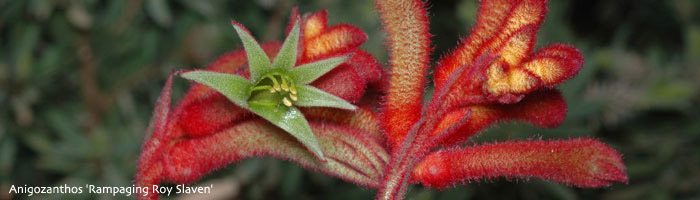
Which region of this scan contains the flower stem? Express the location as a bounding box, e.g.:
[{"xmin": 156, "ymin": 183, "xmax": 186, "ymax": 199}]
[{"xmin": 377, "ymin": 122, "xmax": 432, "ymax": 200}]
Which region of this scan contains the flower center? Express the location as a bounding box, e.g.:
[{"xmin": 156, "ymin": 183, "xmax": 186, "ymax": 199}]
[{"xmin": 248, "ymin": 72, "xmax": 298, "ymax": 109}]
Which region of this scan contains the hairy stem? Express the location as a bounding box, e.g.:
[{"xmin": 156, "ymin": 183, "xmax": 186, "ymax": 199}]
[{"xmin": 378, "ymin": 125, "xmax": 429, "ymax": 200}]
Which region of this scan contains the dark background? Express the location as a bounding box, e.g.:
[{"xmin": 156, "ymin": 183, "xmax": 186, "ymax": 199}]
[{"xmin": 1, "ymin": 0, "xmax": 699, "ymax": 199}]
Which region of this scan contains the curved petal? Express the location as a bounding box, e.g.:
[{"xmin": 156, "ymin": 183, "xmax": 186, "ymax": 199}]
[
  {"xmin": 443, "ymin": 24, "xmax": 543, "ymax": 106},
  {"xmin": 303, "ymin": 24, "xmax": 367, "ymax": 59},
  {"xmin": 412, "ymin": 138, "xmax": 628, "ymax": 189},
  {"xmin": 434, "ymin": 89, "xmax": 567, "ymax": 146},
  {"xmin": 523, "ymin": 44, "xmax": 584, "ymax": 86},
  {"xmin": 303, "ymin": 10, "xmax": 328, "ymax": 41},
  {"xmin": 435, "ymin": 0, "xmax": 547, "ymax": 89}
]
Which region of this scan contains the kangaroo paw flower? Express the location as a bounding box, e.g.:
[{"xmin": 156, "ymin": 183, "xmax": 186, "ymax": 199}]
[{"xmin": 412, "ymin": 138, "xmax": 628, "ymax": 189}]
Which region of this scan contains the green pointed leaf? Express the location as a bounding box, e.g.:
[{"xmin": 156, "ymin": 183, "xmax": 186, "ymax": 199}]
[
  {"xmin": 272, "ymin": 19, "xmax": 300, "ymax": 70},
  {"xmin": 289, "ymin": 55, "xmax": 352, "ymax": 84},
  {"xmin": 180, "ymin": 71, "xmax": 251, "ymax": 108},
  {"xmin": 247, "ymin": 103, "xmax": 326, "ymax": 161},
  {"xmin": 232, "ymin": 21, "xmax": 270, "ymax": 82},
  {"xmin": 294, "ymin": 85, "xmax": 357, "ymax": 110}
]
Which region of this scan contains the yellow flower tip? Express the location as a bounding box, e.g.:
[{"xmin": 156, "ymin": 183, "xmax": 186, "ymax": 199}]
[
  {"xmin": 269, "ymin": 87, "xmax": 277, "ymax": 93},
  {"xmin": 282, "ymin": 97, "xmax": 293, "ymax": 107},
  {"xmin": 290, "ymin": 93, "xmax": 298, "ymax": 101}
]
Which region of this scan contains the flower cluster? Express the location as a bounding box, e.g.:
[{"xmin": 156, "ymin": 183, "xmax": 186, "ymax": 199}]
[
  {"xmin": 136, "ymin": 8, "xmax": 384, "ymax": 200},
  {"xmin": 136, "ymin": 1, "xmax": 628, "ymax": 200}
]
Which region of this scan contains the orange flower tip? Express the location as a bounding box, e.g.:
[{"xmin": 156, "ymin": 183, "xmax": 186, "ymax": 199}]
[
  {"xmin": 302, "ymin": 10, "xmax": 328, "ymax": 40},
  {"xmin": 304, "ymin": 25, "xmax": 368, "ymax": 58},
  {"xmin": 524, "ymin": 44, "xmax": 584, "ymax": 86}
]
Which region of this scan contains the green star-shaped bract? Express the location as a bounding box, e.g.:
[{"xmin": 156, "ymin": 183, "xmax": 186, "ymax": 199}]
[{"xmin": 180, "ymin": 19, "xmax": 356, "ymax": 161}]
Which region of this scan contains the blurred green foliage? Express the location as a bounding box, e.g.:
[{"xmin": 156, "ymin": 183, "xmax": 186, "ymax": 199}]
[{"xmin": 1, "ymin": 0, "xmax": 699, "ymax": 199}]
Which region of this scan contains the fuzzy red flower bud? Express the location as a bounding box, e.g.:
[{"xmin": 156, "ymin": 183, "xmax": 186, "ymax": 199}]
[
  {"xmin": 412, "ymin": 138, "xmax": 628, "ymax": 189},
  {"xmin": 376, "ymin": 0, "xmax": 433, "ymax": 151}
]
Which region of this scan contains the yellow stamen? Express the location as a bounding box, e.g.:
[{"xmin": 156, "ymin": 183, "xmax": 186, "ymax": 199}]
[
  {"xmin": 290, "ymin": 94, "xmax": 298, "ymax": 101},
  {"xmin": 290, "ymin": 84, "xmax": 297, "ymax": 95},
  {"xmin": 281, "ymin": 77, "xmax": 290, "ymax": 91},
  {"xmin": 282, "ymin": 97, "xmax": 293, "ymax": 107},
  {"xmin": 267, "ymin": 75, "xmax": 281, "ymax": 92},
  {"xmin": 273, "ymin": 83, "xmax": 281, "ymax": 91}
]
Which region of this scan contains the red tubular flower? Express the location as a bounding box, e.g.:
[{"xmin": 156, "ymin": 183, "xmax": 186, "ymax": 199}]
[
  {"xmin": 412, "ymin": 139, "xmax": 628, "ymax": 189},
  {"xmin": 163, "ymin": 119, "xmax": 387, "ymax": 187},
  {"xmin": 430, "ymin": 0, "xmax": 584, "ymax": 146}
]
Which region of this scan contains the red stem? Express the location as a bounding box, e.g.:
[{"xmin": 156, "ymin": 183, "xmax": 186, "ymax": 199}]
[{"xmin": 378, "ymin": 83, "xmax": 457, "ymax": 200}]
